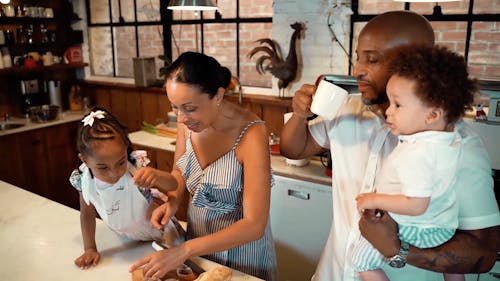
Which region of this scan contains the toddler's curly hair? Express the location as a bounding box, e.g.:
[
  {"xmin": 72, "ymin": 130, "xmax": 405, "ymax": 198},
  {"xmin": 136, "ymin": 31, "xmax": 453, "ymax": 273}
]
[{"xmin": 389, "ymin": 45, "xmax": 477, "ymax": 124}]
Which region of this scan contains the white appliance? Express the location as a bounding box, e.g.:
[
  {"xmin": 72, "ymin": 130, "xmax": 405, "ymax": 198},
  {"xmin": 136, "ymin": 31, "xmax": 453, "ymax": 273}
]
[{"xmin": 270, "ymin": 175, "xmax": 332, "ymax": 281}]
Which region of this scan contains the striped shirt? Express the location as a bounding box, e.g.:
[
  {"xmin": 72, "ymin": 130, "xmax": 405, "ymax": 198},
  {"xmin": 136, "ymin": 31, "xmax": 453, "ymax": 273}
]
[{"xmin": 176, "ymin": 120, "xmax": 277, "ymax": 280}]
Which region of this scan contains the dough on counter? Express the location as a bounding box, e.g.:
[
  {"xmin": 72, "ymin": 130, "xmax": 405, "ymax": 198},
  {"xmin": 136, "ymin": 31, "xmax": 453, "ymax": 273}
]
[{"xmin": 194, "ymin": 267, "xmax": 232, "ymax": 281}]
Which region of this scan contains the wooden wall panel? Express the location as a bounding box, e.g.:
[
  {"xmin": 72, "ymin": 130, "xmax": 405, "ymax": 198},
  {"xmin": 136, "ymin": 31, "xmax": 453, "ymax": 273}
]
[
  {"xmin": 79, "ymin": 81, "xmax": 292, "ymax": 136},
  {"xmin": 92, "ymin": 87, "xmax": 112, "ymax": 110},
  {"xmin": 110, "ymin": 89, "xmax": 128, "ymax": 128},
  {"xmin": 125, "ymin": 90, "xmax": 142, "ymax": 132}
]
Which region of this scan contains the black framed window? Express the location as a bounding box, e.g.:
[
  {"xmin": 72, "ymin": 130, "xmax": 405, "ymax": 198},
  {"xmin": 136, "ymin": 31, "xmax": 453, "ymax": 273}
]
[{"xmin": 86, "ymin": 0, "xmax": 273, "ymax": 86}]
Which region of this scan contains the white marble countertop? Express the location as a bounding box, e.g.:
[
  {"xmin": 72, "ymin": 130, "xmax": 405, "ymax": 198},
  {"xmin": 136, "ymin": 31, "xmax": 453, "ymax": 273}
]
[
  {"xmin": 0, "ymin": 180, "xmax": 263, "ymax": 281},
  {"xmin": 0, "ymin": 111, "xmax": 84, "ymax": 136},
  {"xmin": 129, "ymin": 130, "xmax": 332, "ymax": 186}
]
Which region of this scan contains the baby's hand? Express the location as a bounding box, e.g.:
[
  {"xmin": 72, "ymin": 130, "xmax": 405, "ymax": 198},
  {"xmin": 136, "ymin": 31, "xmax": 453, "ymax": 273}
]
[
  {"xmin": 74, "ymin": 248, "xmax": 100, "ymax": 269},
  {"xmin": 133, "ymin": 167, "xmax": 159, "ymax": 189},
  {"xmin": 355, "ymin": 192, "xmax": 378, "ymax": 215}
]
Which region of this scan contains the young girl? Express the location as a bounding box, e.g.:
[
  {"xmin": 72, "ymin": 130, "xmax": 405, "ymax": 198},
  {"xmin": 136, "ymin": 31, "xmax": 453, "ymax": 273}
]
[
  {"xmin": 352, "ymin": 46, "xmax": 476, "ymax": 281},
  {"xmin": 69, "ymin": 107, "xmax": 180, "ymax": 269}
]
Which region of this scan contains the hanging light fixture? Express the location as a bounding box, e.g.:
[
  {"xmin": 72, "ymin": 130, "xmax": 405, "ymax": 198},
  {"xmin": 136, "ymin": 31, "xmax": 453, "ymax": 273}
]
[
  {"xmin": 393, "ymin": 0, "xmax": 460, "ymax": 16},
  {"xmin": 167, "ymin": 0, "xmax": 218, "ymax": 11}
]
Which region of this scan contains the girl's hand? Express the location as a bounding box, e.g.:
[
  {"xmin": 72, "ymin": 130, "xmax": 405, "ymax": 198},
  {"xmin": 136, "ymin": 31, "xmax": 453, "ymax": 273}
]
[
  {"xmin": 133, "ymin": 167, "xmax": 159, "ymax": 189},
  {"xmin": 151, "ymin": 201, "xmax": 176, "ymax": 229},
  {"xmin": 129, "ymin": 246, "xmax": 187, "ymax": 280},
  {"xmin": 74, "ymin": 248, "xmax": 100, "ymax": 269},
  {"xmin": 355, "ymin": 192, "xmax": 378, "ymax": 214}
]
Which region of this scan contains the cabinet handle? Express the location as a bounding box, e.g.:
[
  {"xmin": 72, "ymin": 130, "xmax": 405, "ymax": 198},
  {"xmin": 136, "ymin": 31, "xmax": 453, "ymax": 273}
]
[
  {"xmin": 287, "ymin": 189, "xmax": 310, "ymax": 200},
  {"xmin": 490, "ymin": 272, "xmax": 500, "ymax": 279}
]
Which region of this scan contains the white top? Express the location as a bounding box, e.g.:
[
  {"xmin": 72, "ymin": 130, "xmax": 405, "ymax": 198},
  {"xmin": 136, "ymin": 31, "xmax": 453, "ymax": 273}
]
[
  {"xmin": 308, "ymin": 94, "xmax": 500, "ymax": 281},
  {"xmin": 380, "ymin": 131, "xmax": 459, "ymax": 229}
]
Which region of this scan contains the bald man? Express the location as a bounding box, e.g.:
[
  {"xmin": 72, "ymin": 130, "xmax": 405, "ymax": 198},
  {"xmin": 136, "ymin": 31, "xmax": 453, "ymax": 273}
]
[{"xmin": 280, "ymin": 10, "xmax": 499, "ymax": 281}]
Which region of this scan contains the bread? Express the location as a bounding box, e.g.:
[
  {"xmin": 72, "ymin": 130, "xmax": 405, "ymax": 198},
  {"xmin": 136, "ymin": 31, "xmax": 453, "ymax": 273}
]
[
  {"xmin": 131, "ymin": 268, "xmax": 145, "ymax": 281},
  {"xmin": 194, "ymin": 267, "xmax": 232, "ymax": 281}
]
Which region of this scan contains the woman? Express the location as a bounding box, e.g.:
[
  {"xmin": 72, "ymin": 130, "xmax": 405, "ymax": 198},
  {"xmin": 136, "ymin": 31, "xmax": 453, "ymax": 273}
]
[{"xmin": 130, "ymin": 52, "xmax": 277, "ymax": 280}]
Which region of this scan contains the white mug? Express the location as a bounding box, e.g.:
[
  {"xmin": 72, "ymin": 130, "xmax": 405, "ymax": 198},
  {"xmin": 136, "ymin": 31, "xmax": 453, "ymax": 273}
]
[{"xmin": 310, "ymin": 79, "xmax": 348, "ymax": 120}]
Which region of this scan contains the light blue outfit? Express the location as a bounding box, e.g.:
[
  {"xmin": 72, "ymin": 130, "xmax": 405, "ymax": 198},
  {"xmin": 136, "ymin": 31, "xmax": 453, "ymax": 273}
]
[
  {"xmin": 176, "ymin": 120, "xmax": 277, "ymax": 281},
  {"xmin": 352, "ymin": 130, "xmax": 460, "ymax": 272}
]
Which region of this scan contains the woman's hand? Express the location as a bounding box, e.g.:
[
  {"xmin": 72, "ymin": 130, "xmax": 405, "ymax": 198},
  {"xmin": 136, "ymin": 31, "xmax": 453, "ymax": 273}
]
[
  {"xmin": 74, "ymin": 248, "xmax": 100, "ymax": 269},
  {"xmin": 151, "ymin": 201, "xmax": 176, "ymax": 229},
  {"xmin": 129, "ymin": 246, "xmax": 188, "ymax": 280},
  {"xmin": 133, "ymin": 167, "xmax": 160, "ymax": 189}
]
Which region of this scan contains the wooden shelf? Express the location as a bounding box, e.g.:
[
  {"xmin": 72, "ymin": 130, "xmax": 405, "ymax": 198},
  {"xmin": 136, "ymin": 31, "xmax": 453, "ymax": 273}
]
[
  {"xmin": 0, "ymin": 62, "xmax": 88, "ymax": 76},
  {"xmin": 0, "ymin": 17, "xmax": 56, "ymax": 25}
]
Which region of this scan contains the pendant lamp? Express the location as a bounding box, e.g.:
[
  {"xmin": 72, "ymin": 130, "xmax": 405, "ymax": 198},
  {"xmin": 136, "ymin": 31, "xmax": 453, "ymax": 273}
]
[
  {"xmin": 167, "ymin": 0, "xmax": 218, "ymax": 11},
  {"xmin": 393, "ymin": 0, "xmax": 460, "ymax": 16}
]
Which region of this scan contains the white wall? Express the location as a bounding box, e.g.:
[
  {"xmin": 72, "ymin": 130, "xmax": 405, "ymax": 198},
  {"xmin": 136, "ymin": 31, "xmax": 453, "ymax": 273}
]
[{"xmin": 272, "ymin": 0, "xmax": 353, "ymax": 97}]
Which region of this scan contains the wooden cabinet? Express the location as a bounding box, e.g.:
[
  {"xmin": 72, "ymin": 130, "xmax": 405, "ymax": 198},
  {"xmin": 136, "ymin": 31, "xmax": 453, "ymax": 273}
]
[
  {"xmin": 80, "ymin": 83, "xmax": 172, "ymax": 133},
  {"xmin": 0, "ymin": 121, "xmax": 80, "ymax": 209},
  {"xmin": 0, "ymin": 133, "xmax": 24, "ymax": 187}
]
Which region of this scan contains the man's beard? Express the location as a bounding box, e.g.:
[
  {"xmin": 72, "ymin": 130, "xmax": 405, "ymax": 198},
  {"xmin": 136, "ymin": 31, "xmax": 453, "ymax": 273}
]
[{"xmin": 362, "ymin": 92, "xmax": 388, "ymax": 106}]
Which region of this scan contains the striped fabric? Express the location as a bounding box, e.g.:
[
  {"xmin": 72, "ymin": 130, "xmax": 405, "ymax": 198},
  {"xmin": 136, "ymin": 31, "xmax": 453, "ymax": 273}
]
[
  {"xmin": 352, "ymin": 226, "xmax": 456, "ymax": 272},
  {"xmin": 176, "ymin": 120, "xmax": 277, "ymax": 281},
  {"xmin": 398, "ymin": 225, "xmax": 455, "ymax": 248}
]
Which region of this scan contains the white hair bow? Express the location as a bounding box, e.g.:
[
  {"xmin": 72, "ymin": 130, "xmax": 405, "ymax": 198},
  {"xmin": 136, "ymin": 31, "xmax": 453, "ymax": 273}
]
[{"xmin": 82, "ymin": 110, "xmax": 106, "ymax": 127}]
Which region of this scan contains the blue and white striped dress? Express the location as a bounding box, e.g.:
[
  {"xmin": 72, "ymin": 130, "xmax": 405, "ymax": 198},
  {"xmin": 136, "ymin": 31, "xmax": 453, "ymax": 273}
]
[{"xmin": 176, "ymin": 120, "xmax": 277, "ymax": 281}]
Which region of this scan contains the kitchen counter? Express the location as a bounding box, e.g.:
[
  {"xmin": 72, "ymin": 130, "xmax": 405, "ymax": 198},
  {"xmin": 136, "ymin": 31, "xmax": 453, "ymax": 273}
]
[
  {"xmin": 0, "ymin": 180, "xmax": 263, "ymax": 281},
  {"xmin": 0, "ymin": 111, "xmax": 84, "ymax": 136},
  {"xmin": 129, "ymin": 130, "xmax": 332, "ymax": 186}
]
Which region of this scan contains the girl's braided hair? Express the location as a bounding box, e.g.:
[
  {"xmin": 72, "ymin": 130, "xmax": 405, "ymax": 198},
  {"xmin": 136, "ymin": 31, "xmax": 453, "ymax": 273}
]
[{"xmin": 76, "ymin": 106, "xmax": 135, "ymax": 164}]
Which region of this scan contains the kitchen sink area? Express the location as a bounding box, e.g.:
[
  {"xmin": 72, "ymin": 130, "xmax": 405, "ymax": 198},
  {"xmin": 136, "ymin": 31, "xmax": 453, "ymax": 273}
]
[
  {"xmin": 0, "ymin": 122, "xmax": 25, "ymax": 130},
  {"xmin": 0, "ymin": 111, "xmax": 84, "ymax": 136}
]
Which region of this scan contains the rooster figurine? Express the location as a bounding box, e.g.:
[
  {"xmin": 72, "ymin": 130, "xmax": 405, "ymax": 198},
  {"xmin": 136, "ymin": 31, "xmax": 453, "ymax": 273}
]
[{"xmin": 248, "ymin": 22, "xmax": 305, "ymax": 98}]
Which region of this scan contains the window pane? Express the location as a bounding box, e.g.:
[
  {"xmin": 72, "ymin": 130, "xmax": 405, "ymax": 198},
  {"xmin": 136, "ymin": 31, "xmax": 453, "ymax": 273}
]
[
  {"xmin": 137, "ymin": 0, "xmax": 161, "ymax": 22},
  {"xmin": 241, "ymin": 22, "xmax": 273, "ymax": 88},
  {"xmin": 113, "ymin": 26, "xmax": 137, "ymax": 77},
  {"xmin": 89, "ymin": 27, "xmax": 113, "ymax": 76},
  {"xmin": 203, "ymin": 23, "xmax": 237, "ymax": 75},
  {"xmin": 431, "ymin": 22, "xmax": 467, "ymax": 56},
  {"xmin": 468, "ymin": 21, "xmax": 500, "ymax": 80},
  {"xmin": 138, "ymin": 25, "xmax": 164, "ymax": 79},
  {"xmin": 240, "ymin": 0, "xmax": 273, "ymax": 17},
  {"xmin": 171, "ymin": 24, "xmax": 201, "ymax": 58},
  {"xmin": 90, "ymin": 0, "xmax": 110, "ymax": 24},
  {"xmin": 358, "ymin": 0, "xmax": 404, "ymax": 14},
  {"xmin": 410, "ymin": 1, "xmax": 469, "ymax": 15},
  {"xmin": 111, "ymin": 0, "xmax": 135, "ymax": 22},
  {"xmin": 474, "ymin": 0, "xmax": 500, "ymax": 14}
]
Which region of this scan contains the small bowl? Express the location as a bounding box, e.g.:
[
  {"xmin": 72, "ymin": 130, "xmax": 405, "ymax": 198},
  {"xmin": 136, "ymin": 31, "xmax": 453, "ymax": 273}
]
[{"xmin": 28, "ymin": 105, "xmax": 60, "ymax": 123}]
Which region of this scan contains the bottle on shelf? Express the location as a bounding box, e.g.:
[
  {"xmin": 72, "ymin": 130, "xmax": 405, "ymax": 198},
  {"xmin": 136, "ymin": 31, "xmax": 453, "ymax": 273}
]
[
  {"xmin": 26, "ymin": 24, "xmax": 34, "ymax": 44},
  {"xmin": 1, "ymin": 47, "xmax": 12, "ymax": 68},
  {"xmin": 40, "ymin": 24, "xmax": 49, "ymax": 43}
]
